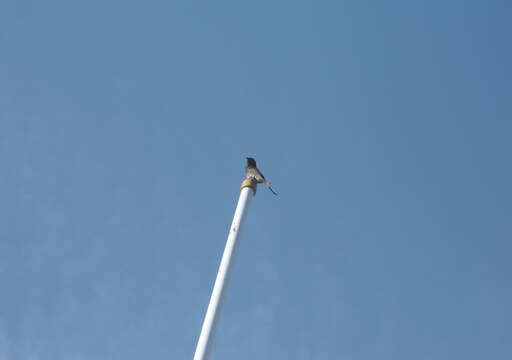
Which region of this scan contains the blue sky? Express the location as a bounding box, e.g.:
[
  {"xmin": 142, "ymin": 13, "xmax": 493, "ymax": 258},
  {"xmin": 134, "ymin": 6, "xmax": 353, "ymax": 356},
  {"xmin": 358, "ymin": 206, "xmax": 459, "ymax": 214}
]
[{"xmin": 1, "ymin": 1, "xmax": 511, "ymax": 359}]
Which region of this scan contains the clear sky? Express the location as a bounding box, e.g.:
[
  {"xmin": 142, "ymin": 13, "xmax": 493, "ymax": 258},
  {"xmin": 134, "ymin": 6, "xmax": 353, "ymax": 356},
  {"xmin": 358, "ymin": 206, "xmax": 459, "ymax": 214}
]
[{"xmin": 1, "ymin": 1, "xmax": 511, "ymax": 359}]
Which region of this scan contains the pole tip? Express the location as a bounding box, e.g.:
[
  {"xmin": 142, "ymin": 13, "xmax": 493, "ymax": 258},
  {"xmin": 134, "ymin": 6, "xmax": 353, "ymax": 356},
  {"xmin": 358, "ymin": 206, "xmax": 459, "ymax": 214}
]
[{"xmin": 241, "ymin": 178, "xmax": 257, "ymax": 195}]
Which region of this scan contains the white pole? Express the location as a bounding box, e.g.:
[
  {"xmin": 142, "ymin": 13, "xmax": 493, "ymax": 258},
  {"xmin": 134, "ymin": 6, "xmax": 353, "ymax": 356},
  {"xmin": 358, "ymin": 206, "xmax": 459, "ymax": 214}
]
[{"xmin": 193, "ymin": 182, "xmax": 256, "ymax": 360}]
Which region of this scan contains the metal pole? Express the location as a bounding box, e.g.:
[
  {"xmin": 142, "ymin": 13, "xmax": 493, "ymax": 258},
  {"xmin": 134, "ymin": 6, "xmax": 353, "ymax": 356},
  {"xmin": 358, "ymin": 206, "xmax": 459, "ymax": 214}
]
[{"xmin": 194, "ymin": 181, "xmax": 256, "ymax": 360}]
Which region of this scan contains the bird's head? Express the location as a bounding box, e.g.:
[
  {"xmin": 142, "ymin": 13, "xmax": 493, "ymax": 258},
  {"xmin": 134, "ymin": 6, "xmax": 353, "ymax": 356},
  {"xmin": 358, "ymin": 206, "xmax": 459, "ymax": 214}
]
[{"xmin": 246, "ymin": 157, "xmax": 257, "ymax": 167}]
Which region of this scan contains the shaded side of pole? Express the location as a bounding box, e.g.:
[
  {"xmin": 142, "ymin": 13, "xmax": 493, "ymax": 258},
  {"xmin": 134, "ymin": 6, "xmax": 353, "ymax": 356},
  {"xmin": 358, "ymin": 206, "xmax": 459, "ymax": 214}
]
[{"xmin": 193, "ymin": 183, "xmax": 256, "ymax": 360}]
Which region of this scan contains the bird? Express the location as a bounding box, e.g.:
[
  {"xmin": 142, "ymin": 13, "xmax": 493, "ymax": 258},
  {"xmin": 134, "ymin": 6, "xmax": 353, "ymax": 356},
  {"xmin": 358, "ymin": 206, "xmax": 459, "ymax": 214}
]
[{"xmin": 245, "ymin": 157, "xmax": 278, "ymax": 196}]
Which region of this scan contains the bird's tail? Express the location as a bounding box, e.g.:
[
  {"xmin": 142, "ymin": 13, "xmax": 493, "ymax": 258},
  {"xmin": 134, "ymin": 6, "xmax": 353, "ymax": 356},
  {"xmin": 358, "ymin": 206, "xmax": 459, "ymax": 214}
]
[{"xmin": 265, "ymin": 181, "xmax": 278, "ymax": 196}]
